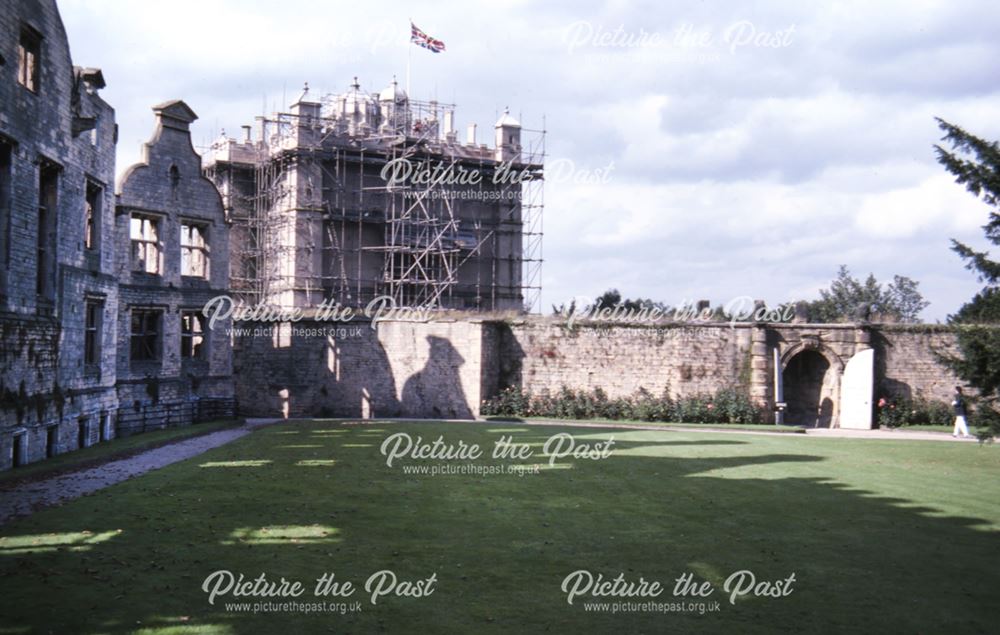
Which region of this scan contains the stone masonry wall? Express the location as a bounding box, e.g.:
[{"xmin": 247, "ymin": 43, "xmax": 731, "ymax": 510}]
[
  {"xmin": 234, "ymin": 319, "xmax": 486, "ymax": 419},
  {"xmin": 231, "ymin": 318, "xmax": 966, "ymax": 423},
  {"xmin": 496, "ymin": 321, "xmax": 754, "ymax": 399},
  {"xmin": 495, "ymin": 320, "xmax": 962, "ymax": 409},
  {"xmin": 873, "ymin": 326, "xmax": 963, "ymax": 403}
]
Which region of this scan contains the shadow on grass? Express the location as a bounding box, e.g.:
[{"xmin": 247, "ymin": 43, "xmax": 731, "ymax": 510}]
[{"xmin": 0, "ymin": 421, "xmax": 996, "ymax": 633}]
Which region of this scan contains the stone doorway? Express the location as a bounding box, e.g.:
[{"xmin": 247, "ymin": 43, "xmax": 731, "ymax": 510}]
[{"xmin": 783, "ymin": 349, "xmax": 836, "ymax": 427}]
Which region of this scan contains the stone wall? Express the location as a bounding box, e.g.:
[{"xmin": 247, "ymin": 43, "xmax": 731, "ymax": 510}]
[
  {"xmin": 872, "ymin": 326, "xmax": 962, "ymax": 403},
  {"xmin": 496, "ymin": 321, "xmax": 753, "ymax": 399},
  {"xmin": 231, "ymin": 318, "xmax": 968, "ymax": 424},
  {"xmin": 494, "ymin": 320, "xmax": 963, "ymax": 422},
  {"xmin": 233, "ymin": 319, "xmax": 488, "ymax": 419}
]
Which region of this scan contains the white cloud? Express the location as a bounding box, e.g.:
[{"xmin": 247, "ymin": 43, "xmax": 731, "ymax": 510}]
[
  {"xmin": 854, "ymin": 174, "xmax": 987, "ymax": 238},
  {"xmin": 55, "ymin": 0, "xmax": 1000, "ymax": 321}
]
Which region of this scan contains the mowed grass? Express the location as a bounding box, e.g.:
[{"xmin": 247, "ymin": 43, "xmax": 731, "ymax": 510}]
[{"xmin": 0, "ymin": 420, "xmax": 998, "ymax": 634}]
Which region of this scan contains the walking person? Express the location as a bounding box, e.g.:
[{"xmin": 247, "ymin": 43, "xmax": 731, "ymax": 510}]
[{"xmin": 952, "ymin": 386, "xmax": 971, "ymax": 438}]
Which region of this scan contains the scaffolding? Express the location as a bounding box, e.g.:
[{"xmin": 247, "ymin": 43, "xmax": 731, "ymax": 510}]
[{"xmin": 204, "ymin": 85, "xmax": 544, "ymax": 313}]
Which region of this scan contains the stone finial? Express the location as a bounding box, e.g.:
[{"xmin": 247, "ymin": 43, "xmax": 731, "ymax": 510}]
[{"xmin": 152, "ymin": 100, "xmax": 198, "ymax": 130}]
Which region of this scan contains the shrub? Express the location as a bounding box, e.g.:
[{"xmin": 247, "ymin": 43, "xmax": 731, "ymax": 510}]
[
  {"xmin": 482, "ymin": 385, "xmax": 765, "ymax": 424},
  {"xmin": 713, "ymin": 386, "xmax": 764, "ymax": 424},
  {"xmin": 481, "ymin": 386, "xmax": 530, "ymax": 417},
  {"xmin": 875, "ymin": 396, "xmax": 954, "ymax": 428}
]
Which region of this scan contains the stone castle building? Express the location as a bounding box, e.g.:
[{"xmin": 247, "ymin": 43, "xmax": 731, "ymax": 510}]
[
  {"xmin": 0, "ymin": 0, "xmax": 232, "ymax": 471},
  {"xmin": 203, "ymin": 80, "xmax": 544, "ymax": 312}
]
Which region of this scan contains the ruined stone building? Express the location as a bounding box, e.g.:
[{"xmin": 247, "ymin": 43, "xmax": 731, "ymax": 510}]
[
  {"xmin": 115, "ymin": 101, "xmax": 234, "ymax": 435},
  {"xmin": 0, "ymin": 0, "xmax": 232, "ymax": 471},
  {"xmin": 0, "ymin": 0, "xmax": 118, "ymax": 469},
  {"xmin": 203, "ymin": 80, "xmax": 544, "ymax": 312}
]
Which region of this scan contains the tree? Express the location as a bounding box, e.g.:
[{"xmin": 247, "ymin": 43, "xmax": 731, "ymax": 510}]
[
  {"xmin": 594, "ymin": 289, "xmax": 622, "ymax": 310},
  {"xmin": 804, "ymin": 266, "xmax": 928, "ymax": 323},
  {"xmin": 885, "ymin": 275, "xmax": 931, "ymax": 323},
  {"xmin": 934, "ymin": 118, "xmax": 1000, "ymax": 437},
  {"xmin": 593, "ymin": 289, "xmax": 667, "ymax": 312}
]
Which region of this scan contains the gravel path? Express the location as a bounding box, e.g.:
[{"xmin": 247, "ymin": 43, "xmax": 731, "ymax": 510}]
[
  {"xmin": 418, "ymin": 417, "xmax": 986, "ymax": 442},
  {"xmin": 470, "ymin": 418, "xmax": 983, "ymax": 441},
  {"xmin": 802, "ymin": 428, "xmax": 981, "ymax": 441},
  {"xmin": 0, "ymin": 419, "xmax": 280, "ymax": 526}
]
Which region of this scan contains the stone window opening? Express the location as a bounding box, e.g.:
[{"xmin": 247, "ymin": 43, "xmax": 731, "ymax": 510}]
[
  {"xmin": 180, "ymin": 222, "xmax": 209, "ymax": 278},
  {"xmin": 37, "ymin": 162, "xmax": 59, "ymax": 302},
  {"xmin": 181, "ymin": 310, "xmax": 206, "ymax": 359},
  {"xmin": 130, "ymin": 308, "xmax": 162, "ymax": 361},
  {"xmin": 84, "ymin": 299, "xmax": 103, "ymax": 365},
  {"xmin": 11, "ymin": 432, "xmax": 26, "ymax": 468},
  {"xmin": 45, "ymin": 426, "xmax": 57, "ymax": 458},
  {"xmin": 130, "ymin": 214, "xmax": 161, "ymax": 274},
  {"xmin": 77, "ymin": 418, "xmax": 90, "ymax": 449},
  {"xmin": 169, "ymin": 164, "xmax": 180, "ymax": 199},
  {"xmin": 17, "ymin": 26, "xmax": 41, "ymax": 93},
  {"xmin": 84, "ymin": 180, "xmax": 102, "ymax": 251},
  {"xmin": 0, "ymin": 140, "xmax": 10, "ymax": 295}
]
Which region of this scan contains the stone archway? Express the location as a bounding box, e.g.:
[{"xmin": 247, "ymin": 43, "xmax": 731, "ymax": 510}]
[{"xmin": 782, "ymin": 349, "xmax": 838, "ymax": 427}]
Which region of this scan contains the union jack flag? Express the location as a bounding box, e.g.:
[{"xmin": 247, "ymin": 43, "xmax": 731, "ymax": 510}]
[{"xmin": 411, "ymin": 22, "xmax": 446, "ymax": 53}]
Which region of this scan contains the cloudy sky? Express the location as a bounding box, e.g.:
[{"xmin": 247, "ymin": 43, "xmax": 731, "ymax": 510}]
[{"xmin": 58, "ymin": 0, "xmax": 1000, "ymax": 320}]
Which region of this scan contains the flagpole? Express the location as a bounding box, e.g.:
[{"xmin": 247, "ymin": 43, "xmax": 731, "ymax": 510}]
[{"xmin": 406, "ymin": 19, "xmax": 412, "ymax": 102}]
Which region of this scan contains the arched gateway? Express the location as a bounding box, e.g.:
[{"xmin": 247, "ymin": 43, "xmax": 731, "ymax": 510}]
[
  {"xmin": 754, "ymin": 325, "xmax": 875, "ymax": 430},
  {"xmin": 782, "ymin": 349, "xmax": 837, "ymax": 427}
]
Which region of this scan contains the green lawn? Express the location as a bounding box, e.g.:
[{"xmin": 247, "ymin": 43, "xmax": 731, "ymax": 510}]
[
  {"xmin": 0, "ymin": 420, "xmax": 997, "ymax": 634},
  {"xmin": 0, "ymin": 420, "xmax": 239, "ymax": 488}
]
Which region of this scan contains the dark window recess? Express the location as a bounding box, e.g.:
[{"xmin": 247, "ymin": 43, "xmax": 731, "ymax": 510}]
[
  {"xmin": 37, "ymin": 164, "xmax": 58, "ymax": 300},
  {"xmin": 130, "ymin": 309, "xmax": 161, "ymax": 361},
  {"xmin": 12, "ymin": 434, "xmax": 24, "ymax": 467},
  {"xmin": 84, "ymin": 300, "xmax": 102, "ymax": 364},
  {"xmin": 77, "ymin": 419, "xmax": 89, "ymax": 449},
  {"xmin": 46, "ymin": 427, "xmax": 57, "ymax": 458},
  {"xmin": 169, "ymin": 164, "xmax": 180, "ymax": 190},
  {"xmin": 0, "ymin": 142, "xmax": 10, "ymax": 290}
]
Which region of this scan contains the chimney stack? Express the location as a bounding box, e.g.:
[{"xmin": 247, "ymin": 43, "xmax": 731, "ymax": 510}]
[{"xmin": 444, "ymin": 111, "xmax": 454, "ymax": 136}]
